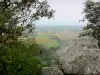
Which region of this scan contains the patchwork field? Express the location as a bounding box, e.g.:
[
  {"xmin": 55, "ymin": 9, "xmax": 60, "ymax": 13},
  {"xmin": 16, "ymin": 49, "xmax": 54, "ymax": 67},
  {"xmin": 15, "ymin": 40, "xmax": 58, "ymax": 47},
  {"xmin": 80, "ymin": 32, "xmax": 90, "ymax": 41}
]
[
  {"xmin": 35, "ymin": 35, "xmax": 60, "ymax": 48},
  {"xmin": 35, "ymin": 25, "xmax": 82, "ymax": 49},
  {"xmin": 55, "ymin": 30, "xmax": 79, "ymax": 42}
]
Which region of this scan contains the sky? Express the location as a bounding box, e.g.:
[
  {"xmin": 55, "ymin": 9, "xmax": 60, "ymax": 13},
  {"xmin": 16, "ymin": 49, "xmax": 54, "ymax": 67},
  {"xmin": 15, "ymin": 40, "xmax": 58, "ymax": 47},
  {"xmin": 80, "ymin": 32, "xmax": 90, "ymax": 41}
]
[{"xmin": 36, "ymin": 0, "xmax": 87, "ymax": 26}]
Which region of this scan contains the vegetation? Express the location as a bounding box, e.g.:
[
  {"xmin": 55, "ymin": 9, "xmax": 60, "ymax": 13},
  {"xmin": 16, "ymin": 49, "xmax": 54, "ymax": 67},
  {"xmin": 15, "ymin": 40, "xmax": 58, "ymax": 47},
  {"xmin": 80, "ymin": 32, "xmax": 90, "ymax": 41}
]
[
  {"xmin": 80, "ymin": 0, "xmax": 100, "ymax": 47},
  {"xmin": 0, "ymin": 0, "xmax": 54, "ymax": 44},
  {"xmin": 0, "ymin": 42, "xmax": 43, "ymax": 75},
  {"xmin": 0, "ymin": 0, "xmax": 54, "ymax": 75}
]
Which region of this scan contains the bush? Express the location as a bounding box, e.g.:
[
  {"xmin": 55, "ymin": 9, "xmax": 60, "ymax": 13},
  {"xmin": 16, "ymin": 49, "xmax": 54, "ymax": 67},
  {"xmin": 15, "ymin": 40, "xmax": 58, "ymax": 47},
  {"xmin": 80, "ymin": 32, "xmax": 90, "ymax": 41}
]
[{"xmin": 0, "ymin": 42, "xmax": 43, "ymax": 75}]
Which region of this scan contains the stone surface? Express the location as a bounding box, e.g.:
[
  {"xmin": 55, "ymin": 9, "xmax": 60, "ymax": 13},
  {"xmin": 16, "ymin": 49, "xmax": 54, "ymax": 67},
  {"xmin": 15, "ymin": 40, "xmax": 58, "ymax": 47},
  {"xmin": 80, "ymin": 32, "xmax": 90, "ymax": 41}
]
[
  {"xmin": 41, "ymin": 67, "xmax": 64, "ymax": 75},
  {"xmin": 51, "ymin": 37, "xmax": 100, "ymax": 75}
]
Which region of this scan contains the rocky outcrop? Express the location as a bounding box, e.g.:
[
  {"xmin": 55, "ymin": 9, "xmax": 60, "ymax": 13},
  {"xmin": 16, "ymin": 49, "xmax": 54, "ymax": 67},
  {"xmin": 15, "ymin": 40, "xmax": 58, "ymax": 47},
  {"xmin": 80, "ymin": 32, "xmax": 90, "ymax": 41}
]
[
  {"xmin": 42, "ymin": 37, "xmax": 100, "ymax": 75},
  {"xmin": 41, "ymin": 67, "xmax": 64, "ymax": 75}
]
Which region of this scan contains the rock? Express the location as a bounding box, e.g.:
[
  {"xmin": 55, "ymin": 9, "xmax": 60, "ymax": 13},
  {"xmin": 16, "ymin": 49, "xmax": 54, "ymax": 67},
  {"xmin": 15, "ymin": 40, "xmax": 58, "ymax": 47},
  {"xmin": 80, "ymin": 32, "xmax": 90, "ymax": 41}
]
[
  {"xmin": 41, "ymin": 67, "xmax": 64, "ymax": 75},
  {"xmin": 51, "ymin": 37, "xmax": 100, "ymax": 75}
]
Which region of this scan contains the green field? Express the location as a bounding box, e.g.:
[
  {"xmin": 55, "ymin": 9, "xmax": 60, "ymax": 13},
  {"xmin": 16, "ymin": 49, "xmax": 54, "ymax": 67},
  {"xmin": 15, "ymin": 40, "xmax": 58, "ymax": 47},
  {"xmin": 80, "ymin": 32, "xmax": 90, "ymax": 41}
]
[
  {"xmin": 35, "ymin": 33, "xmax": 60, "ymax": 49},
  {"xmin": 34, "ymin": 26, "xmax": 82, "ymax": 49}
]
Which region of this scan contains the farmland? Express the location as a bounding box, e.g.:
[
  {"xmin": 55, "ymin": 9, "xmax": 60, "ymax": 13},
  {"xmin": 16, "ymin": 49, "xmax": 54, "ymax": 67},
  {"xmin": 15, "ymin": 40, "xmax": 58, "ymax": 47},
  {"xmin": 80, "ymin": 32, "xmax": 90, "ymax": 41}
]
[
  {"xmin": 34, "ymin": 25, "xmax": 83, "ymax": 49},
  {"xmin": 35, "ymin": 34, "xmax": 60, "ymax": 49}
]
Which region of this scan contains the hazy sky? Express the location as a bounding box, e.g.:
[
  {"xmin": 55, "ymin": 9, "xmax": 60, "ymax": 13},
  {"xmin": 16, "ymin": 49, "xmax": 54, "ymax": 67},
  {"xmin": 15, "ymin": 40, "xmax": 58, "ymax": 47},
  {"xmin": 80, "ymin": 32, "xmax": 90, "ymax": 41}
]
[{"xmin": 36, "ymin": 0, "xmax": 86, "ymax": 26}]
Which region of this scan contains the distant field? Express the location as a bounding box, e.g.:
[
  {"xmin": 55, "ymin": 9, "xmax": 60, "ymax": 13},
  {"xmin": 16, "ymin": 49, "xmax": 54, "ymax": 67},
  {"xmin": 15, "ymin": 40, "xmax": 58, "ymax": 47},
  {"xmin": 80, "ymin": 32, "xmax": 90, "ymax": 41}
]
[
  {"xmin": 35, "ymin": 33, "xmax": 60, "ymax": 49},
  {"xmin": 55, "ymin": 30, "xmax": 79, "ymax": 42},
  {"xmin": 35, "ymin": 25, "xmax": 82, "ymax": 49}
]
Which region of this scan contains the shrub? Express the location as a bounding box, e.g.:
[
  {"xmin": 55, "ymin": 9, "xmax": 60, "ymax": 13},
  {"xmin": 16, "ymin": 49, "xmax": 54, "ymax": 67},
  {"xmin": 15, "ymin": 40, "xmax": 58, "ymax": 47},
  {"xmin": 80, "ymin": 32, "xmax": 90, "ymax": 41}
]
[{"xmin": 0, "ymin": 42, "xmax": 43, "ymax": 75}]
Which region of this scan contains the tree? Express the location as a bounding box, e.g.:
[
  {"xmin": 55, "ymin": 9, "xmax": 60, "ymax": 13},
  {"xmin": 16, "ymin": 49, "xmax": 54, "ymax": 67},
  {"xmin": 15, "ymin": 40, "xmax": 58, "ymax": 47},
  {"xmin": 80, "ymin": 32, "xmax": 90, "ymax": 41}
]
[
  {"xmin": 80, "ymin": 0, "xmax": 100, "ymax": 46},
  {"xmin": 0, "ymin": 42, "xmax": 44, "ymax": 75},
  {"xmin": 0, "ymin": 0, "xmax": 54, "ymax": 44},
  {"xmin": 0, "ymin": 0, "xmax": 54, "ymax": 74}
]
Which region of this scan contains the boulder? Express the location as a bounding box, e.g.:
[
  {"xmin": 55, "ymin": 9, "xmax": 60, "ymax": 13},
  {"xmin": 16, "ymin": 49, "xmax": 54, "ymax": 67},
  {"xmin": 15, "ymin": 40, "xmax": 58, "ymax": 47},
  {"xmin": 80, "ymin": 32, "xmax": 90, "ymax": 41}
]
[
  {"xmin": 51, "ymin": 37, "xmax": 100, "ymax": 75},
  {"xmin": 41, "ymin": 67, "xmax": 64, "ymax": 75}
]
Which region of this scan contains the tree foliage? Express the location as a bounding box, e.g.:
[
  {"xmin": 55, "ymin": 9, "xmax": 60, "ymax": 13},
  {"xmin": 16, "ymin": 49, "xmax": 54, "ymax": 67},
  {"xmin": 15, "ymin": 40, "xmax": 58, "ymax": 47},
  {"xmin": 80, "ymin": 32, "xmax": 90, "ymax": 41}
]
[
  {"xmin": 0, "ymin": 0, "xmax": 54, "ymax": 74},
  {"xmin": 80, "ymin": 0, "xmax": 100, "ymax": 42},
  {"xmin": 0, "ymin": 42, "xmax": 44, "ymax": 75},
  {"xmin": 0, "ymin": 0, "xmax": 54, "ymax": 44}
]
